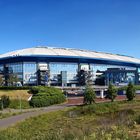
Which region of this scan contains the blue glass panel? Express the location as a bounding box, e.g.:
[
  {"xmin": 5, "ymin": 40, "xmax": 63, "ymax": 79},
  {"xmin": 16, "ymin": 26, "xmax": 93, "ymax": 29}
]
[
  {"xmin": 23, "ymin": 62, "xmax": 37, "ymax": 84},
  {"xmin": 49, "ymin": 63, "xmax": 78, "ymax": 84}
]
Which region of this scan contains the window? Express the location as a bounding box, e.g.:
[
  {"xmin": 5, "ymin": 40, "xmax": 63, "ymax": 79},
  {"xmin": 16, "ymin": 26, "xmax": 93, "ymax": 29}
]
[
  {"xmin": 23, "ymin": 62, "xmax": 37, "ymax": 84},
  {"xmin": 49, "ymin": 63, "xmax": 78, "ymax": 84}
]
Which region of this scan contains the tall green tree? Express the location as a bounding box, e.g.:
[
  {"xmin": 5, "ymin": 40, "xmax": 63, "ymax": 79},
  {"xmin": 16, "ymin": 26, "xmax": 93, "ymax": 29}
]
[
  {"xmin": 107, "ymin": 83, "xmax": 117, "ymax": 102},
  {"xmin": 84, "ymin": 85, "xmax": 96, "ymax": 104},
  {"xmin": 126, "ymin": 82, "xmax": 136, "ymax": 101}
]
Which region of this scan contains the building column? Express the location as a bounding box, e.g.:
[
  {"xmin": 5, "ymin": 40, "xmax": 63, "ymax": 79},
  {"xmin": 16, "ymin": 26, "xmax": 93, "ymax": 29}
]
[{"xmin": 100, "ymin": 89, "xmax": 104, "ymax": 99}]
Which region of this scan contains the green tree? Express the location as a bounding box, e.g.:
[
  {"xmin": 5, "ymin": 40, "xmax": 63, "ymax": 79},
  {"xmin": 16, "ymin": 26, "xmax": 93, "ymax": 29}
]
[
  {"xmin": 84, "ymin": 85, "xmax": 96, "ymax": 104},
  {"xmin": 107, "ymin": 83, "xmax": 117, "ymax": 102},
  {"xmin": 126, "ymin": 82, "xmax": 136, "ymax": 101}
]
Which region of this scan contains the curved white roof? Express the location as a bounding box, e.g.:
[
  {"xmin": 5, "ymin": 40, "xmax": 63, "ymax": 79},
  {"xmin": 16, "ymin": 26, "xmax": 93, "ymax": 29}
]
[{"xmin": 0, "ymin": 46, "xmax": 140, "ymax": 64}]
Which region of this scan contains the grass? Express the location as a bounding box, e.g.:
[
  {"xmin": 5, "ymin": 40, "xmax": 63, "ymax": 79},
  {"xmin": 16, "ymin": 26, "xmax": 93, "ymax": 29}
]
[
  {"xmin": 0, "ymin": 90, "xmax": 31, "ymax": 109},
  {"xmin": 9, "ymin": 99, "xmax": 30, "ymax": 109},
  {"xmin": 0, "ymin": 112, "xmax": 21, "ymax": 119},
  {"xmin": 0, "ymin": 100, "xmax": 140, "ymax": 139},
  {"xmin": 0, "ymin": 90, "xmax": 30, "ymax": 100}
]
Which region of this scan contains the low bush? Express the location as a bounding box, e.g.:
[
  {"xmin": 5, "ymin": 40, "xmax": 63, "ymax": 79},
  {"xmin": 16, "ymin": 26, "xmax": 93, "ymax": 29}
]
[
  {"xmin": 126, "ymin": 83, "xmax": 136, "ymax": 101},
  {"xmin": 29, "ymin": 86, "xmax": 66, "ymax": 107},
  {"xmin": 84, "ymin": 85, "xmax": 96, "ymax": 104},
  {"xmin": 106, "ymin": 84, "xmax": 117, "ymax": 102},
  {"xmin": 9, "ymin": 99, "xmax": 30, "ymax": 109},
  {"xmin": 29, "ymin": 86, "xmax": 63, "ymax": 95},
  {"xmin": 30, "ymin": 94, "xmax": 65, "ymax": 107}
]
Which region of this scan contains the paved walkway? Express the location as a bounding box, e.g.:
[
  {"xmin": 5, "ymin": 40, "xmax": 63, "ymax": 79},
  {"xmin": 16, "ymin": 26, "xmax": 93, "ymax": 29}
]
[{"xmin": 0, "ymin": 104, "xmax": 71, "ymax": 129}]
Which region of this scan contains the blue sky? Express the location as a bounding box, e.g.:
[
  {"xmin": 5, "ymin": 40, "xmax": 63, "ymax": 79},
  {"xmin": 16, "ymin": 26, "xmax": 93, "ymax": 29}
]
[{"xmin": 0, "ymin": 0, "xmax": 140, "ymax": 58}]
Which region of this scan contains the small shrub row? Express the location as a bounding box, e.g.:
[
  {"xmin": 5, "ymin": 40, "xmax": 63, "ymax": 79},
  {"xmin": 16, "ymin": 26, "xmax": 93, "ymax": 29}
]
[
  {"xmin": 29, "ymin": 86, "xmax": 66, "ymax": 107},
  {"xmin": 29, "ymin": 86, "xmax": 63, "ymax": 95},
  {"xmin": 29, "ymin": 94, "xmax": 65, "ymax": 107},
  {"xmin": 106, "ymin": 83, "xmax": 136, "ymax": 102}
]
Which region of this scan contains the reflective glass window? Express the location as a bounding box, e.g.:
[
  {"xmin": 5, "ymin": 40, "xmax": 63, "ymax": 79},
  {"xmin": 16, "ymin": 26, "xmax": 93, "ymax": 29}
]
[
  {"xmin": 0, "ymin": 65, "xmax": 4, "ymax": 73},
  {"xmin": 49, "ymin": 63, "xmax": 78, "ymax": 84},
  {"xmin": 90, "ymin": 64, "xmax": 137, "ymax": 85},
  {"xmin": 138, "ymin": 68, "xmax": 140, "ymax": 82},
  {"xmin": 8, "ymin": 63, "xmax": 23, "ymax": 73},
  {"xmin": 23, "ymin": 62, "xmax": 37, "ymax": 84},
  {"xmin": 7, "ymin": 63, "xmax": 23, "ymax": 80}
]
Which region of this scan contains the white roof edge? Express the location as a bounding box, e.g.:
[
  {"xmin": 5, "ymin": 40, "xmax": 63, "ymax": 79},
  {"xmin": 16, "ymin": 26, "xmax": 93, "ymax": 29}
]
[
  {"xmin": 0, "ymin": 46, "xmax": 140, "ymax": 65},
  {"xmin": 34, "ymin": 46, "xmax": 135, "ymax": 58}
]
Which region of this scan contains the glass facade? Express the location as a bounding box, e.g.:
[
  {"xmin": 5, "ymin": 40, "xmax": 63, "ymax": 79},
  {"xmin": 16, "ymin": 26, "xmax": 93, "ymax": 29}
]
[
  {"xmin": 23, "ymin": 62, "xmax": 37, "ymax": 85},
  {"xmin": 90, "ymin": 64, "xmax": 137, "ymax": 85},
  {"xmin": 49, "ymin": 63, "xmax": 78, "ymax": 85},
  {"xmin": 7, "ymin": 63, "xmax": 23, "ymax": 81},
  {"xmin": 138, "ymin": 68, "xmax": 140, "ymax": 83},
  {"xmin": 0, "ymin": 61, "xmax": 139, "ymax": 86},
  {"xmin": 0, "ymin": 65, "xmax": 4, "ymax": 73}
]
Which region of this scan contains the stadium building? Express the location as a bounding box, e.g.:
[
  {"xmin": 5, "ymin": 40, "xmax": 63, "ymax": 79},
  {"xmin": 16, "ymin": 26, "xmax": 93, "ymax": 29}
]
[{"xmin": 0, "ymin": 47, "xmax": 140, "ymax": 86}]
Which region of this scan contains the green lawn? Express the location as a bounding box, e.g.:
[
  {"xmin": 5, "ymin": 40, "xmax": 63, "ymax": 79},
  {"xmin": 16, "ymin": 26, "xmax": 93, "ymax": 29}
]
[
  {"xmin": 0, "ymin": 90, "xmax": 30, "ymax": 100},
  {"xmin": 0, "ymin": 100, "xmax": 140, "ymax": 140}
]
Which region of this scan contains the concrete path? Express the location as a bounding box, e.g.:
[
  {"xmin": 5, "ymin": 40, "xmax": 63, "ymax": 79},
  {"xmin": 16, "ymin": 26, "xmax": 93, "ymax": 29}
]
[{"xmin": 0, "ymin": 104, "xmax": 71, "ymax": 130}]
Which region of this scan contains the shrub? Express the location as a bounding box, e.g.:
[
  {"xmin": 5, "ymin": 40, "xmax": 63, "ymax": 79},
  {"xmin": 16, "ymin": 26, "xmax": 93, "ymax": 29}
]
[
  {"xmin": 29, "ymin": 86, "xmax": 66, "ymax": 107},
  {"xmin": 29, "ymin": 86, "xmax": 63, "ymax": 95},
  {"xmin": 126, "ymin": 83, "xmax": 136, "ymax": 101},
  {"xmin": 0, "ymin": 95, "xmax": 10, "ymax": 109},
  {"xmin": 30, "ymin": 94, "xmax": 65, "ymax": 107},
  {"xmin": 9, "ymin": 99, "xmax": 30, "ymax": 109},
  {"xmin": 106, "ymin": 84, "xmax": 117, "ymax": 102},
  {"xmin": 84, "ymin": 85, "xmax": 96, "ymax": 104},
  {"xmin": 29, "ymin": 86, "xmax": 40, "ymax": 94}
]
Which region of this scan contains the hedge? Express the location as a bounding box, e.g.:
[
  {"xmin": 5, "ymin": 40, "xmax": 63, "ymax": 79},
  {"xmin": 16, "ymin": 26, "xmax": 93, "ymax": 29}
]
[
  {"xmin": 29, "ymin": 86, "xmax": 63, "ymax": 95},
  {"xmin": 29, "ymin": 86, "xmax": 66, "ymax": 107},
  {"xmin": 30, "ymin": 94, "xmax": 65, "ymax": 107}
]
